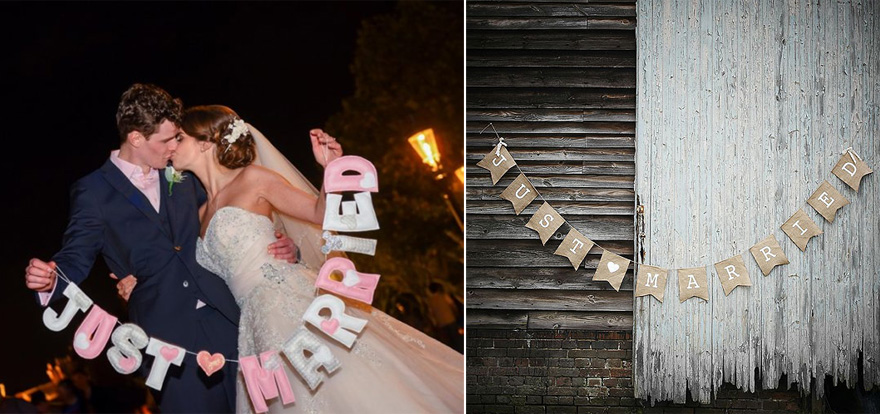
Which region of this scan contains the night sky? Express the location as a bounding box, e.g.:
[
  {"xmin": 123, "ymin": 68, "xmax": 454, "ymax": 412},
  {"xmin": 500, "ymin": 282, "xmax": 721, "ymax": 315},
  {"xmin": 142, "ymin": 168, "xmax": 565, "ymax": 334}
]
[{"xmin": 0, "ymin": 1, "xmax": 406, "ymax": 395}]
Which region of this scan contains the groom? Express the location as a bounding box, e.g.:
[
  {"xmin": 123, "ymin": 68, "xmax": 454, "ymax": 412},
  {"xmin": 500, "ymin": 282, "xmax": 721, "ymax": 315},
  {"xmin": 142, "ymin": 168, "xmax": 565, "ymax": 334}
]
[{"xmin": 24, "ymin": 83, "xmax": 295, "ymax": 413}]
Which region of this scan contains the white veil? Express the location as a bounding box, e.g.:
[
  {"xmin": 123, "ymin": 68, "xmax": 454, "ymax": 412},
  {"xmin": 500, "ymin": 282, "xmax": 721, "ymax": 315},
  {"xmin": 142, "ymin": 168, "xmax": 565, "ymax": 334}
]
[{"xmin": 247, "ymin": 123, "xmax": 328, "ymax": 271}]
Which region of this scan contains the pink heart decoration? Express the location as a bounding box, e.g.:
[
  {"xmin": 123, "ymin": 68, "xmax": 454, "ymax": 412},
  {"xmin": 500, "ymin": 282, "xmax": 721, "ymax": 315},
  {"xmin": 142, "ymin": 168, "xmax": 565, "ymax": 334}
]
[
  {"xmin": 160, "ymin": 346, "xmax": 180, "ymax": 362},
  {"xmin": 320, "ymin": 318, "xmax": 340, "ymax": 335},
  {"xmin": 118, "ymin": 356, "xmax": 137, "ymax": 372},
  {"xmin": 196, "ymin": 351, "xmax": 226, "ymax": 377}
]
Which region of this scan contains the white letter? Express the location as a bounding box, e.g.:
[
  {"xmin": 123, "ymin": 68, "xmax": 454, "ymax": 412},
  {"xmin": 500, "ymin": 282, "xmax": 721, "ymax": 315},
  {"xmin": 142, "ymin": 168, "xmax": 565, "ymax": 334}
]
[
  {"xmin": 791, "ymin": 220, "xmax": 808, "ymax": 236},
  {"xmin": 106, "ymin": 324, "xmax": 149, "ymax": 375},
  {"xmin": 302, "ymin": 295, "xmax": 367, "ymax": 348},
  {"xmin": 492, "ymin": 153, "xmax": 508, "ymax": 167},
  {"xmin": 818, "ymin": 192, "xmax": 834, "ymax": 208},
  {"xmin": 686, "ymin": 275, "xmax": 700, "ymax": 289},
  {"xmin": 843, "ymin": 162, "xmax": 857, "ymax": 177},
  {"xmin": 760, "ymin": 246, "xmax": 776, "ymax": 262},
  {"xmin": 43, "ymin": 284, "xmax": 93, "ymax": 332},
  {"xmin": 645, "ymin": 273, "xmax": 659, "ymax": 288},
  {"xmin": 569, "ymin": 239, "xmax": 585, "ymax": 254},
  {"xmin": 724, "ymin": 265, "xmax": 740, "ymax": 280},
  {"xmin": 539, "ymin": 214, "xmax": 553, "ymax": 228},
  {"xmin": 281, "ymin": 328, "xmax": 341, "ymax": 391},
  {"xmin": 514, "ymin": 184, "xmax": 531, "ymax": 199},
  {"xmin": 323, "ymin": 192, "xmax": 380, "ymax": 232},
  {"xmin": 144, "ymin": 339, "xmax": 185, "ymax": 391}
]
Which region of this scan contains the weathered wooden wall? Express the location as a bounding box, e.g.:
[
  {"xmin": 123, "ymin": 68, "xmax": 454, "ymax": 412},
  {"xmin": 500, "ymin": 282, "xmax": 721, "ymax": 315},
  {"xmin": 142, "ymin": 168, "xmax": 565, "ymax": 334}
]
[
  {"xmin": 466, "ymin": 0, "xmax": 637, "ymax": 331},
  {"xmin": 634, "ymin": 0, "xmax": 880, "ymax": 404}
]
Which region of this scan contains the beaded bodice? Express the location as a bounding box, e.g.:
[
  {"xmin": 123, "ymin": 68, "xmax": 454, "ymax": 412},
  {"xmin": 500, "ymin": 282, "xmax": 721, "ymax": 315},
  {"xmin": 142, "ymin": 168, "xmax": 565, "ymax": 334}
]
[
  {"xmin": 193, "ymin": 207, "xmax": 463, "ymax": 414},
  {"xmin": 196, "ymin": 206, "xmax": 311, "ymax": 303}
]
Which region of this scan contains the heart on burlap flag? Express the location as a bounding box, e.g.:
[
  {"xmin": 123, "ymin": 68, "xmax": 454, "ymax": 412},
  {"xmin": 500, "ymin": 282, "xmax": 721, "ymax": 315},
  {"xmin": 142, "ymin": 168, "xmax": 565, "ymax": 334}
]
[
  {"xmin": 500, "ymin": 173, "xmax": 537, "ymax": 215},
  {"xmin": 635, "ymin": 265, "xmax": 668, "ymax": 302},
  {"xmin": 832, "ymin": 149, "xmax": 873, "ymax": 192},
  {"xmin": 553, "ymin": 227, "xmax": 594, "ymax": 270},
  {"xmin": 677, "ymin": 266, "xmax": 709, "ymax": 303},
  {"xmin": 748, "ymin": 234, "xmax": 789, "ymax": 276},
  {"xmin": 593, "ymin": 250, "xmax": 629, "ymax": 291},
  {"xmin": 714, "ymin": 255, "xmax": 751, "ymax": 296},
  {"xmin": 807, "ymin": 180, "xmax": 850, "ymax": 223},
  {"xmin": 476, "ymin": 144, "xmax": 516, "ymax": 185},
  {"xmin": 525, "ymin": 202, "xmax": 565, "ymax": 245},
  {"xmin": 781, "ymin": 209, "xmax": 823, "ymax": 252}
]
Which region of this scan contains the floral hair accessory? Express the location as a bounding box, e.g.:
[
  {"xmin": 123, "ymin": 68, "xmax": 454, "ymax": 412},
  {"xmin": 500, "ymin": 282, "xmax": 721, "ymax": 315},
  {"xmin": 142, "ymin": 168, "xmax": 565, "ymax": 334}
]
[
  {"xmin": 165, "ymin": 166, "xmax": 185, "ymax": 196},
  {"xmin": 222, "ymin": 118, "xmax": 248, "ymax": 152}
]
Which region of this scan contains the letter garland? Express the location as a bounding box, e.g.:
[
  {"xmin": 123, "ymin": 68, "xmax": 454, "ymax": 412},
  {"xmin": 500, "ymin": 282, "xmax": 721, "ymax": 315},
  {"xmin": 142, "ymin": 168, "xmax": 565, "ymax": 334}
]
[
  {"xmin": 476, "ymin": 128, "xmax": 872, "ymax": 304},
  {"xmin": 39, "ymin": 155, "xmax": 384, "ymax": 414}
]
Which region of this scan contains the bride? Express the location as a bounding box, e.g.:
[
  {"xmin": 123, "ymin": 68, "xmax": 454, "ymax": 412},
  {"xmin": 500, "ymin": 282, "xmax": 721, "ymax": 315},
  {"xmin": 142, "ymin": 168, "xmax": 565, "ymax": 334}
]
[{"xmin": 171, "ymin": 105, "xmax": 463, "ymax": 413}]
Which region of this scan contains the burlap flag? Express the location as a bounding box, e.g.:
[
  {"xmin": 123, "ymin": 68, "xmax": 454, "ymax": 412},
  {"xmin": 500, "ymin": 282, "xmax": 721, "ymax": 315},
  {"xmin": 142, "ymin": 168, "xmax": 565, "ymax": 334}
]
[
  {"xmin": 807, "ymin": 180, "xmax": 850, "ymax": 223},
  {"xmin": 677, "ymin": 267, "xmax": 709, "ymax": 303},
  {"xmin": 749, "ymin": 234, "xmax": 790, "ymax": 276},
  {"xmin": 714, "ymin": 255, "xmax": 751, "ymax": 296},
  {"xmin": 832, "ymin": 149, "xmax": 873, "ymax": 192},
  {"xmin": 635, "ymin": 265, "xmax": 668, "ymax": 302},
  {"xmin": 525, "ymin": 202, "xmax": 565, "ymax": 245},
  {"xmin": 781, "ymin": 209, "xmax": 823, "ymax": 252},
  {"xmin": 500, "ymin": 173, "xmax": 537, "ymax": 215},
  {"xmin": 476, "ymin": 144, "xmax": 516, "ymax": 185},
  {"xmin": 553, "ymin": 227, "xmax": 594, "ymax": 270},
  {"xmin": 593, "ymin": 250, "xmax": 630, "ymax": 291}
]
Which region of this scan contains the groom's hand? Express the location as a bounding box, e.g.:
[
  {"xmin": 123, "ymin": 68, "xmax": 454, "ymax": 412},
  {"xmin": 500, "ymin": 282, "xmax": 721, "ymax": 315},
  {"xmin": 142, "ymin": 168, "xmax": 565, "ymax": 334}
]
[
  {"xmin": 25, "ymin": 258, "xmax": 56, "ymax": 292},
  {"xmin": 269, "ymin": 231, "xmax": 298, "ymax": 263},
  {"xmin": 110, "ymin": 273, "xmax": 137, "ymax": 301}
]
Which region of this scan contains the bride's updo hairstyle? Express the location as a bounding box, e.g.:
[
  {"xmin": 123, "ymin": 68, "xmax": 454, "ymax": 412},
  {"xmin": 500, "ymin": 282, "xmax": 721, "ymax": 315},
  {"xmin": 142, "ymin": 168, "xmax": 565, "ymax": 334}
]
[{"xmin": 182, "ymin": 105, "xmax": 256, "ymax": 169}]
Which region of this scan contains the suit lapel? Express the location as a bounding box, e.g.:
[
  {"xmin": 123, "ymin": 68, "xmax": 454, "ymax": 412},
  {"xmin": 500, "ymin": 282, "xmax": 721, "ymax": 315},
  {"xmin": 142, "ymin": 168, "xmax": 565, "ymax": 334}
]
[
  {"xmin": 158, "ymin": 174, "xmax": 174, "ymax": 237},
  {"xmin": 100, "ymin": 160, "xmax": 171, "ymax": 239},
  {"xmin": 161, "ymin": 171, "xmax": 184, "ymax": 241}
]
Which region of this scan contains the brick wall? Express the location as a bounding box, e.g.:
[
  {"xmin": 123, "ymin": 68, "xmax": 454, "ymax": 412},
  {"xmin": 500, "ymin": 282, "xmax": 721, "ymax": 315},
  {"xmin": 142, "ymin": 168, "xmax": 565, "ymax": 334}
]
[
  {"xmin": 642, "ymin": 383, "xmax": 807, "ymax": 413},
  {"xmin": 466, "ymin": 329, "xmax": 807, "ymax": 413}
]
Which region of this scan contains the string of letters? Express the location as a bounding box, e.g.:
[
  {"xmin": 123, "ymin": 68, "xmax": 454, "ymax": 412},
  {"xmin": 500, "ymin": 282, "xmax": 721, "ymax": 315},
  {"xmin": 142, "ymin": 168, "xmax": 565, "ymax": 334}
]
[
  {"xmin": 476, "ymin": 132, "xmax": 873, "ymax": 303},
  {"xmin": 39, "ymin": 155, "xmax": 382, "ymax": 413}
]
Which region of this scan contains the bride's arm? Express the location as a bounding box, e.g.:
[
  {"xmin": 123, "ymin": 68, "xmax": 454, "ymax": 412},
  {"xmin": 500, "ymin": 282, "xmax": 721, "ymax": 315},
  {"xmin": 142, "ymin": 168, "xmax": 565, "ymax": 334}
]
[
  {"xmin": 251, "ymin": 129, "xmax": 341, "ymax": 225},
  {"xmin": 251, "ymin": 166, "xmax": 325, "ymax": 225}
]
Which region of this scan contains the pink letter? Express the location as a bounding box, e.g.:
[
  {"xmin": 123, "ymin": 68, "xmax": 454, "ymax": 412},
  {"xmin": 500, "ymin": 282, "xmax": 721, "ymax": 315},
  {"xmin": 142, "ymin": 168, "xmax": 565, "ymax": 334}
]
[
  {"xmin": 316, "ymin": 257, "xmax": 380, "ymax": 305},
  {"xmin": 323, "ymin": 156, "xmax": 379, "ymax": 193},
  {"xmin": 240, "ymin": 351, "xmax": 295, "ymax": 413},
  {"xmin": 72, "ymin": 305, "xmax": 118, "ymax": 359}
]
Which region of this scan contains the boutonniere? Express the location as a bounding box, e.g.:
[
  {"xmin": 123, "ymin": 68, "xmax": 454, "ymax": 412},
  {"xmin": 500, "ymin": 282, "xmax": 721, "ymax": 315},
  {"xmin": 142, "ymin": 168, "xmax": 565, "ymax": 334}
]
[{"xmin": 164, "ymin": 166, "xmax": 185, "ymax": 196}]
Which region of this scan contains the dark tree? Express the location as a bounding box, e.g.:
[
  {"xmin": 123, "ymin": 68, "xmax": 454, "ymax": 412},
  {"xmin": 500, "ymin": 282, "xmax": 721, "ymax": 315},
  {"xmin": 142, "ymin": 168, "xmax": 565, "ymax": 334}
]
[{"xmin": 325, "ymin": 1, "xmax": 464, "ymax": 341}]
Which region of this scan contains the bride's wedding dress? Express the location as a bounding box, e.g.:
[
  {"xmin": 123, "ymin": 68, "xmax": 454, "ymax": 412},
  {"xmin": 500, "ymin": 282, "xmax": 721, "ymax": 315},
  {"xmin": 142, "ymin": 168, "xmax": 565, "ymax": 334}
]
[{"xmin": 196, "ymin": 206, "xmax": 464, "ymax": 413}]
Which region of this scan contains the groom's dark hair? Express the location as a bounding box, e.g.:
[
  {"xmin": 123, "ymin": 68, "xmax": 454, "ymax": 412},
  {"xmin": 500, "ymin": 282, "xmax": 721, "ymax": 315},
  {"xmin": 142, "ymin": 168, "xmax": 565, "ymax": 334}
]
[{"xmin": 116, "ymin": 83, "xmax": 183, "ymax": 143}]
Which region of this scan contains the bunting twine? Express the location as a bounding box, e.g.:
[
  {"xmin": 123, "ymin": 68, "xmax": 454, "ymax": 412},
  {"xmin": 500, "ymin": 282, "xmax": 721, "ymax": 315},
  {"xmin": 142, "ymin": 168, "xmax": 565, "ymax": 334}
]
[
  {"xmin": 475, "ymin": 124, "xmax": 873, "ymax": 302},
  {"xmin": 51, "ymin": 265, "xmax": 238, "ymax": 361}
]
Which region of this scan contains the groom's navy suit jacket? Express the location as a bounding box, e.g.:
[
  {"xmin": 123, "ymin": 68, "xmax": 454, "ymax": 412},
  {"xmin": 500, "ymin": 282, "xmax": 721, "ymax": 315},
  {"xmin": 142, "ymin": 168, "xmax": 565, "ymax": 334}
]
[{"xmin": 41, "ymin": 159, "xmax": 239, "ymax": 413}]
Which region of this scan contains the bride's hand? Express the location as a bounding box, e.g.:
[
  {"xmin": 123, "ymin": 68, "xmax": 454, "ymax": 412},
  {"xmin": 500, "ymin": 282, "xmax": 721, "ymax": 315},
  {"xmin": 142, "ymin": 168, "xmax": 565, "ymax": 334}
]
[
  {"xmin": 310, "ymin": 129, "xmax": 343, "ymax": 167},
  {"xmin": 110, "ymin": 273, "xmax": 137, "ymax": 301}
]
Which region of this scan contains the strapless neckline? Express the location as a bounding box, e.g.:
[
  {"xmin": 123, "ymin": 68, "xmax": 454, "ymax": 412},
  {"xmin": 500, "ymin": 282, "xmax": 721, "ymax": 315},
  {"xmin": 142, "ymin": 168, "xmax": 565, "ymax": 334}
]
[{"xmin": 200, "ymin": 205, "xmax": 273, "ymax": 242}]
